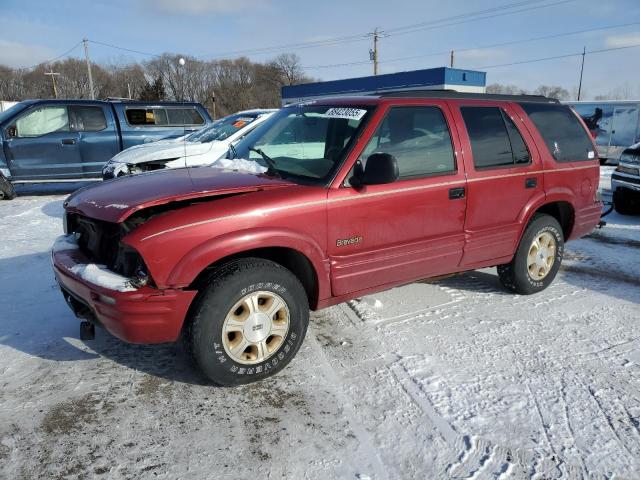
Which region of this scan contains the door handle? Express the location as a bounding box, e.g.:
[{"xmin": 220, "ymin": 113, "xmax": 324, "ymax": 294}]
[
  {"xmin": 448, "ymin": 187, "xmax": 465, "ymax": 200},
  {"xmin": 61, "ymin": 139, "xmax": 76, "ymax": 145},
  {"xmin": 525, "ymin": 177, "xmax": 537, "ymax": 189}
]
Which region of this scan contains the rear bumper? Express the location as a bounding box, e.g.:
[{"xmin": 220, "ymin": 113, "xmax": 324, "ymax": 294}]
[
  {"xmin": 570, "ymin": 202, "xmax": 603, "ymax": 240},
  {"xmin": 52, "ymin": 248, "xmax": 197, "ymax": 344}
]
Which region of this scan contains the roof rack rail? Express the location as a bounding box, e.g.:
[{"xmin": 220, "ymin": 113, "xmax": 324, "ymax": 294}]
[{"xmin": 375, "ymin": 89, "xmax": 559, "ymax": 103}]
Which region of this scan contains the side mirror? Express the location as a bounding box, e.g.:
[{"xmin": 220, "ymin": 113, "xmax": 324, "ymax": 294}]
[
  {"xmin": 6, "ymin": 126, "xmax": 16, "ymax": 138},
  {"xmin": 350, "ymin": 152, "xmax": 399, "ymax": 187}
]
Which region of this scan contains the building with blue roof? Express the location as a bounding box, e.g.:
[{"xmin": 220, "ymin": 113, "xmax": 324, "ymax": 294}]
[{"xmin": 281, "ymin": 67, "xmax": 486, "ymax": 105}]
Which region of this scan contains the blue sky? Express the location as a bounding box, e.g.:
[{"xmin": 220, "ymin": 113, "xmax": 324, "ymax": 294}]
[{"xmin": 1, "ymin": 0, "xmax": 639, "ymax": 98}]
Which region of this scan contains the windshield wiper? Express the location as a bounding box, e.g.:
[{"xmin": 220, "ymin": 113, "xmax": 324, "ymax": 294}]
[{"xmin": 249, "ymin": 147, "xmax": 280, "ymax": 177}]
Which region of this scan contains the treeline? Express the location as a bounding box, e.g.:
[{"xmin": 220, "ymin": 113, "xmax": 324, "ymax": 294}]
[{"xmin": 0, "ymin": 53, "xmax": 312, "ymax": 118}]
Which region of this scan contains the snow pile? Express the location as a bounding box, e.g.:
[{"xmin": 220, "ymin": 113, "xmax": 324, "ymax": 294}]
[
  {"xmin": 213, "ymin": 158, "xmax": 267, "ymax": 174},
  {"xmin": 69, "ymin": 263, "xmax": 137, "ymax": 292},
  {"xmin": 51, "ymin": 234, "xmax": 79, "ymax": 253}
]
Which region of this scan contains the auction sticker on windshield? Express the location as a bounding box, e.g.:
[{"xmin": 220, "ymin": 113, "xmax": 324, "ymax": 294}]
[{"xmin": 324, "ymin": 107, "xmax": 367, "ymax": 120}]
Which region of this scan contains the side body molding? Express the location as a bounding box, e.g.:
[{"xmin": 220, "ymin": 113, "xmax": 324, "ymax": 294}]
[{"xmin": 166, "ymin": 227, "xmax": 331, "ymax": 302}]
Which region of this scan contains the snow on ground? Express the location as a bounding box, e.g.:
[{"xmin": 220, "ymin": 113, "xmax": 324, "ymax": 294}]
[{"xmin": 1, "ymin": 172, "xmax": 639, "ymax": 479}]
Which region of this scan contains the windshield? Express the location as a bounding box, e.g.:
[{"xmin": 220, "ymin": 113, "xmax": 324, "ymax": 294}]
[
  {"xmin": 0, "ymin": 102, "xmax": 30, "ymax": 125},
  {"xmin": 232, "ymin": 105, "xmax": 373, "ymax": 184},
  {"xmin": 186, "ymin": 112, "xmax": 264, "ymax": 143}
]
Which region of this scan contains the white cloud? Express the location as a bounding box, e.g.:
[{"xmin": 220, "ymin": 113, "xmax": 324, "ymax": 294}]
[
  {"xmin": 605, "ymin": 32, "xmax": 640, "ymax": 48},
  {"xmin": 0, "ymin": 40, "xmax": 56, "ymax": 68},
  {"xmin": 142, "ymin": 0, "xmax": 267, "ymax": 15}
]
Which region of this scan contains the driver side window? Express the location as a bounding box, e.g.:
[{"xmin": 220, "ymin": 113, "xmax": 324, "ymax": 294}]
[
  {"xmin": 15, "ymin": 106, "xmax": 70, "ymax": 138},
  {"xmin": 359, "ymin": 106, "xmax": 456, "ymax": 179}
]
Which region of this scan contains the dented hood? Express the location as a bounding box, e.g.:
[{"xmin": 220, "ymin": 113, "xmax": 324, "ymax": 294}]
[{"xmin": 64, "ymin": 166, "xmax": 294, "ymax": 223}]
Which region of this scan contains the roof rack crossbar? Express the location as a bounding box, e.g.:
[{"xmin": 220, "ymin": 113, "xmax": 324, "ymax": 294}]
[{"xmin": 375, "ymin": 89, "xmax": 559, "ymax": 103}]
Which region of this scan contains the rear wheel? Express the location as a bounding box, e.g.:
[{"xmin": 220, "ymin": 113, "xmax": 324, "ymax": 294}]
[
  {"xmin": 613, "ymin": 188, "xmax": 640, "ymax": 215},
  {"xmin": 0, "ymin": 175, "xmax": 16, "ymax": 200},
  {"xmin": 498, "ymin": 214, "xmax": 564, "ymax": 295},
  {"xmin": 184, "ymin": 258, "xmax": 309, "ymax": 386}
]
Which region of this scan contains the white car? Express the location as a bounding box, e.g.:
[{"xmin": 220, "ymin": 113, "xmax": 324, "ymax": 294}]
[{"xmin": 102, "ymin": 109, "xmax": 276, "ymax": 179}]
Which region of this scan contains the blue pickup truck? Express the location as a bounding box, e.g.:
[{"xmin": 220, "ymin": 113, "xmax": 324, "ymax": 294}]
[{"xmin": 0, "ymin": 99, "xmax": 212, "ymax": 197}]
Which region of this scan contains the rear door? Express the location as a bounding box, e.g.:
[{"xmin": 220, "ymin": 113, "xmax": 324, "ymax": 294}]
[
  {"xmin": 453, "ymin": 102, "xmax": 544, "ymax": 267},
  {"xmin": 327, "ymin": 102, "xmax": 467, "ymax": 297},
  {"xmin": 69, "ymin": 104, "xmax": 119, "ymax": 177},
  {"xmin": 4, "ymin": 103, "xmax": 82, "ymax": 180}
]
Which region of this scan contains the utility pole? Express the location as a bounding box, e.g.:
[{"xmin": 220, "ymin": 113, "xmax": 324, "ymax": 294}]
[
  {"xmin": 44, "ymin": 66, "xmax": 60, "ymax": 99},
  {"xmin": 450, "ymin": 50, "xmax": 455, "ymax": 68},
  {"xmin": 371, "ymin": 28, "xmax": 379, "ymax": 75},
  {"xmin": 577, "ymin": 46, "xmax": 586, "ymax": 101},
  {"xmin": 83, "ymin": 38, "xmax": 95, "ymax": 100}
]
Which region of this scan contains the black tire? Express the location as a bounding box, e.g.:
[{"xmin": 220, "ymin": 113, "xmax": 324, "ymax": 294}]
[
  {"xmin": 184, "ymin": 258, "xmax": 309, "ymax": 386},
  {"xmin": 497, "ymin": 214, "xmax": 564, "ymax": 295},
  {"xmin": 0, "ymin": 175, "xmax": 16, "ymax": 200},
  {"xmin": 613, "ymin": 188, "xmax": 640, "ymax": 215}
]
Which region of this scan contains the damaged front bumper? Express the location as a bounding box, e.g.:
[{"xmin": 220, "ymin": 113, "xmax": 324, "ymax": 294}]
[{"xmin": 51, "ymin": 235, "xmax": 197, "ymax": 344}]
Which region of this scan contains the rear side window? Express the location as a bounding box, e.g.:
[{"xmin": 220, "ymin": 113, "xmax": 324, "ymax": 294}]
[
  {"xmin": 461, "ymin": 106, "xmax": 530, "ymax": 169},
  {"xmin": 519, "ymin": 103, "xmax": 594, "ymax": 162},
  {"xmin": 125, "ymin": 107, "xmax": 205, "ymax": 127},
  {"xmin": 360, "ymin": 106, "xmax": 456, "ymax": 178},
  {"xmin": 70, "ymin": 106, "xmax": 107, "ymax": 132}
]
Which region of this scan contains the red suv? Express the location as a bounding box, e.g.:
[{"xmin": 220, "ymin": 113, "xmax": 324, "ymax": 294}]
[{"xmin": 52, "ymin": 92, "xmax": 602, "ymax": 385}]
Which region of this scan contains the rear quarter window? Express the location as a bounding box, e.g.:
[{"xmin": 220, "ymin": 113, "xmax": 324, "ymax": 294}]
[
  {"xmin": 519, "ymin": 103, "xmax": 594, "ymax": 162},
  {"xmin": 125, "ymin": 107, "xmax": 205, "ymax": 127}
]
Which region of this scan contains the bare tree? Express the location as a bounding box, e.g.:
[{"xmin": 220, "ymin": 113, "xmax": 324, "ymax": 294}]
[
  {"xmin": 533, "ymin": 85, "xmax": 570, "ymax": 100},
  {"xmin": 486, "ymin": 83, "xmax": 527, "ymax": 95},
  {"xmin": 1, "ymin": 51, "xmax": 314, "ymax": 112}
]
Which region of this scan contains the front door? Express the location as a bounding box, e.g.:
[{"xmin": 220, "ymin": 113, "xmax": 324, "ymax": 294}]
[
  {"xmin": 5, "ymin": 104, "xmax": 82, "ymax": 180},
  {"xmin": 327, "ymin": 103, "xmax": 467, "ymax": 297}
]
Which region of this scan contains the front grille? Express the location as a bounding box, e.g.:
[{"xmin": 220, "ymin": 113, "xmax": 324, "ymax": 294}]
[
  {"xmin": 67, "ymin": 213, "xmax": 151, "ymax": 283},
  {"xmin": 613, "ymin": 173, "xmax": 640, "ymax": 185},
  {"xmin": 73, "ymin": 215, "xmax": 122, "ymax": 267}
]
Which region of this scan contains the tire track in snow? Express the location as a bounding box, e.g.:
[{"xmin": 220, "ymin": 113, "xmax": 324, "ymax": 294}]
[{"xmin": 304, "ymin": 331, "xmax": 391, "ymax": 480}]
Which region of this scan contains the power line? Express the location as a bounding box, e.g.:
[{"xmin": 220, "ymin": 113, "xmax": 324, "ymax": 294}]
[
  {"xmin": 88, "ymin": 39, "xmax": 162, "ymax": 58},
  {"xmin": 184, "ymin": 0, "xmax": 576, "ymax": 60},
  {"xmin": 304, "ymin": 20, "xmax": 640, "ymax": 69},
  {"xmin": 86, "ymin": 0, "xmax": 576, "ymax": 62},
  {"xmin": 7, "ymin": 41, "xmax": 83, "ymax": 71},
  {"xmin": 384, "ymin": 0, "xmax": 575, "ymax": 38},
  {"xmin": 474, "ymin": 42, "xmax": 640, "ymax": 69}
]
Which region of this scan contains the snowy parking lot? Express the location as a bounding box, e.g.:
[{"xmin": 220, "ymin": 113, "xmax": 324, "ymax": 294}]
[{"xmin": 1, "ymin": 167, "xmax": 639, "ymax": 479}]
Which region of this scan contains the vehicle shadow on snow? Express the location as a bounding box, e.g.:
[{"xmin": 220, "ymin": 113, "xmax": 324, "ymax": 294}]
[
  {"xmin": 0, "ymin": 251, "xmax": 211, "ymax": 385},
  {"xmin": 40, "ymin": 199, "xmax": 65, "ymax": 219}
]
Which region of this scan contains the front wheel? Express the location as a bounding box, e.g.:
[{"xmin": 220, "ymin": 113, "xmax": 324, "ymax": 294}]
[
  {"xmin": 184, "ymin": 258, "xmax": 309, "ymax": 386},
  {"xmin": 498, "ymin": 214, "xmax": 564, "ymax": 295},
  {"xmin": 613, "ymin": 188, "xmax": 640, "ymax": 215},
  {"xmin": 0, "ymin": 175, "xmax": 16, "ymax": 200}
]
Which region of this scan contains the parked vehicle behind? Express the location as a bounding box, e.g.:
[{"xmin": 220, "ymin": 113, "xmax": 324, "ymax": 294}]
[
  {"xmin": 567, "ymin": 100, "xmax": 640, "ymax": 165},
  {"xmin": 612, "ymin": 142, "xmax": 640, "ymax": 214},
  {"xmin": 52, "ymin": 91, "xmax": 602, "ymax": 386},
  {"xmin": 102, "ymin": 109, "xmax": 276, "ymax": 179},
  {"xmin": 0, "ymin": 99, "xmax": 212, "ymax": 193}
]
